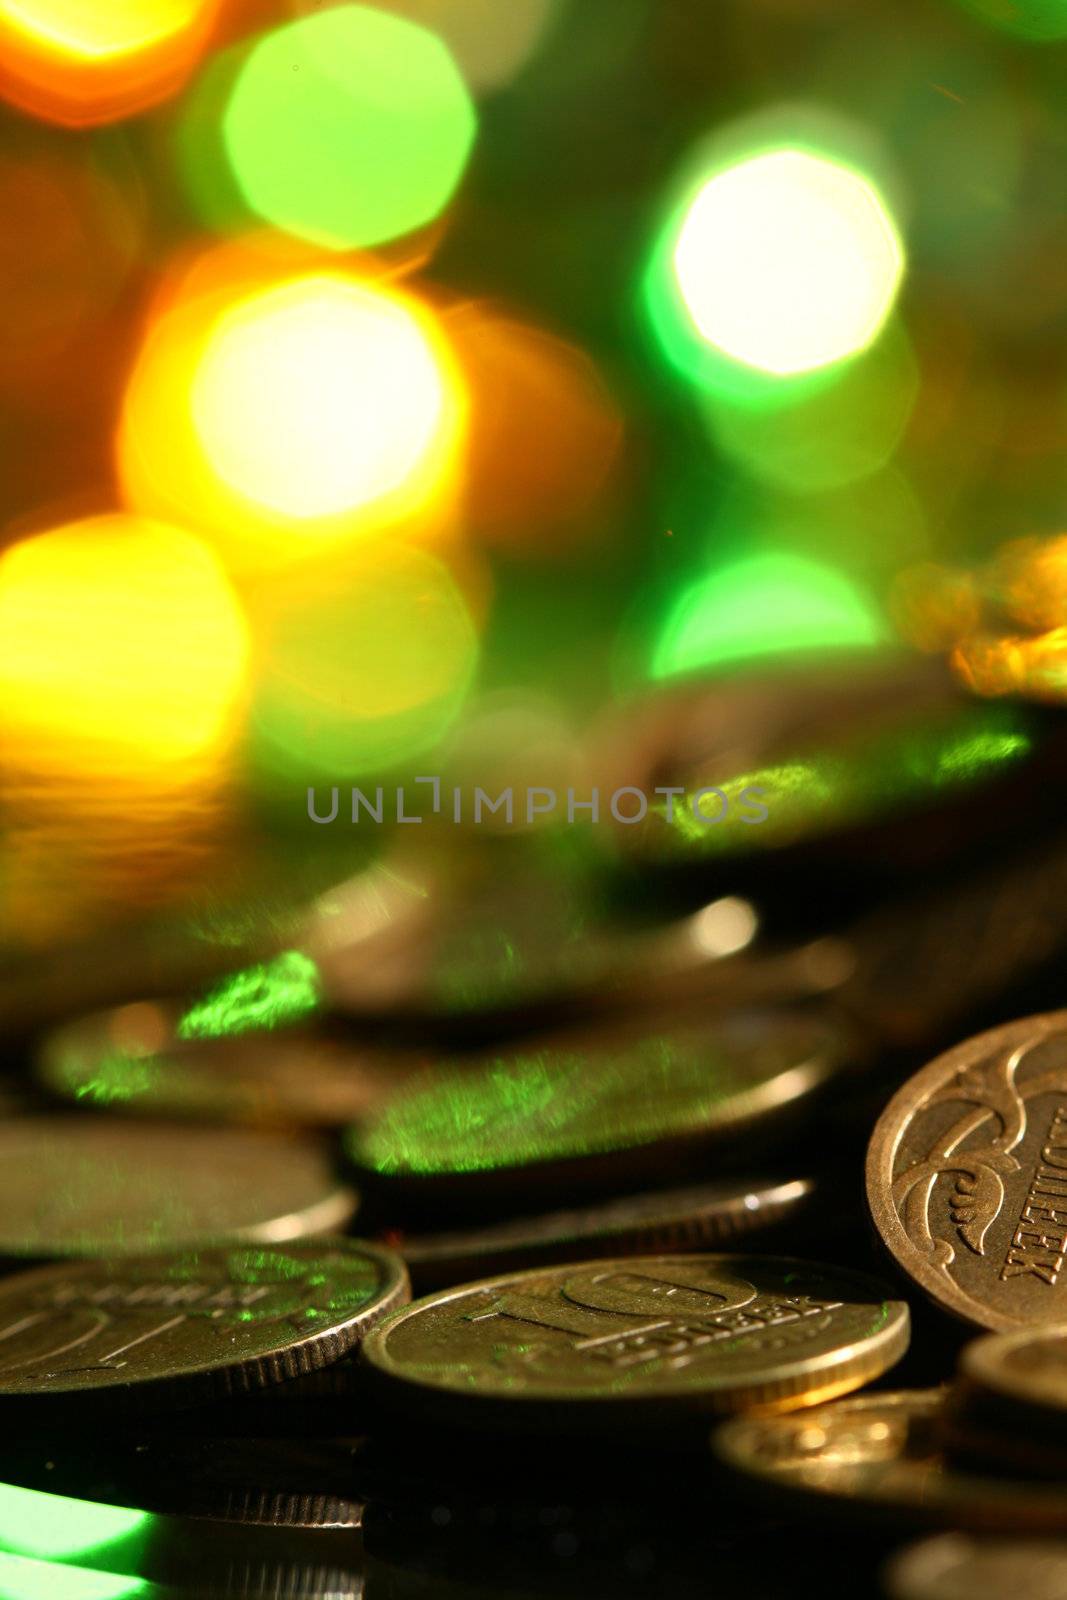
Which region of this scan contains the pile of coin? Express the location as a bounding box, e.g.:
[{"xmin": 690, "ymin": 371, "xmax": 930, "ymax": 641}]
[{"xmin": 7, "ymin": 658, "xmax": 1067, "ymax": 1597}]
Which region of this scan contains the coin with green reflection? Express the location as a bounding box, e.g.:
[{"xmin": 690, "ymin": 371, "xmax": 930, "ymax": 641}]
[{"xmin": 345, "ymin": 1008, "xmax": 849, "ymax": 1195}]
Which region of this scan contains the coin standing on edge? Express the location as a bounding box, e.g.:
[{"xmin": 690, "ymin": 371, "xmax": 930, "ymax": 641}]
[
  {"xmin": 360, "ymin": 1254, "xmax": 909, "ymax": 1432},
  {"xmin": 0, "ymin": 1238, "xmax": 408, "ymax": 1411},
  {"xmin": 395, "ymin": 1177, "xmax": 815, "ymax": 1289},
  {"xmin": 885, "ymin": 1534, "xmax": 1067, "ymax": 1600},
  {"xmin": 0, "ymin": 1117, "xmax": 358, "ymax": 1258},
  {"xmin": 714, "ymin": 1390, "xmax": 1067, "ymax": 1532},
  {"xmin": 347, "ymin": 1009, "xmax": 849, "ymax": 1196},
  {"xmin": 867, "ymin": 1011, "xmax": 1067, "ymax": 1332}
]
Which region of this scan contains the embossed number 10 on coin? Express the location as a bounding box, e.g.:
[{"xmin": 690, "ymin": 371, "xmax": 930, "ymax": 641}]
[
  {"xmin": 867, "ymin": 1010, "xmax": 1067, "ymax": 1331},
  {"xmin": 360, "ymin": 1254, "xmax": 909, "ymax": 1432}
]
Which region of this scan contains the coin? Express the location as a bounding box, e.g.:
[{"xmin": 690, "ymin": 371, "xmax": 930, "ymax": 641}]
[
  {"xmin": 39, "ymin": 1004, "xmax": 422, "ymax": 1128},
  {"xmin": 714, "ymin": 1390, "xmax": 1067, "ymax": 1531},
  {"xmin": 940, "ymin": 1327, "xmax": 1067, "ymax": 1479},
  {"xmin": 960, "ymin": 1325, "xmax": 1067, "ymax": 1415},
  {"xmin": 0, "ymin": 1238, "xmax": 407, "ymax": 1411},
  {"xmin": 839, "ymin": 837, "xmax": 1067, "ymax": 1051},
  {"xmin": 866, "ymin": 1011, "xmax": 1067, "ymax": 1331},
  {"xmin": 360, "ymin": 1254, "xmax": 909, "ymax": 1431},
  {"xmin": 885, "ymin": 1534, "xmax": 1067, "ymax": 1600},
  {"xmin": 347, "ymin": 1008, "xmax": 849, "ymax": 1198},
  {"xmin": 0, "ymin": 1117, "xmax": 357, "ymax": 1258},
  {"xmin": 592, "ymin": 652, "xmax": 1044, "ymax": 870},
  {"xmin": 395, "ymin": 1177, "xmax": 815, "ymax": 1290}
]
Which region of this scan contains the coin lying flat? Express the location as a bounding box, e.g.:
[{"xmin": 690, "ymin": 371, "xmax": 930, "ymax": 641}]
[
  {"xmin": 866, "ymin": 1011, "xmax": 1067, "ymax": 1331},
  {"xmin": 940, "ymin": 1326, "xmax": 1067, "ymax": 1479},
  {"xmin": 0, "ymin": 1118, "xmax": 357, "ymax": 1258},
  {"xmin": 39, "ymin": 1004, "xmax": 421, "ymax": 1129},
  {"xmin": 885, "ymin": 1534, "xmax": 1067, "ymax": 1600},
  {"xmin": 0, "ymin": 1238, "xmax": 408, "ymax": 1411},
  {"xmin": 395, "ymin": 1177, "xmax": 815, "ymax": 1290},
  {"xmin": 593, "ymin": 652, "xmax": 1044, "ymax": 869},
  {"xmin": 347, "ymin": 1009, "xmax": 848, "ymax": 1196},
  {"xmin": 714, "ymin": 1390, "xmax": 1067, "ymax": 1531},
  {"xmin": 360, "ymin": 1254, "xmax": 909, "ymax": 1432},
  {"xmin": 960, "ymin": 1325, "xmax": 1067, "ymax": 1415}
]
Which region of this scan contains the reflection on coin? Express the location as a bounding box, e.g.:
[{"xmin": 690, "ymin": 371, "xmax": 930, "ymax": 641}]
[
  {"xmin": 347, "ymin": 1009, "xmax": 848, "ymax": 1195},
  {"xmin": 0, "ymin": 1548, "xmax": 364, "ymax": 1600},
  {"xmin": 0, "ymin": 1118, "xmax": 357, "ymax": 1258},
  {"xmin": 885, "ymin": 1534, "xmax": 1067, "ymax": 1600},
  {"xmin": 360, "ymin": 1254, "xmax": 908, "ymax": 1431},
  {"xmin": 866, "ymin": 1012, "xmax": 1067, "ymax": 1331},
  {"xmin": 0, "ymin": 1238, "xmax": 408, "ymax": 1409},
  {"xmin": 0, "ymin": 1478, "xmax": 366, "ymax": 1593},
  {"xmin": 714, "ymin": 1390, "xmax": 1067, "ymax": 1531},
  {"xmin": 961, "ymin": 1326, "xmax": 1067, "ymax": 1414},
  {"xmin": 39, "ymin": 1004, "xmax": 421, "ymax": 1129},
  {"xmin": 396, "ymin": 1177, "xmax": 815, "ymax": 1290},
  {"xmin": 594, "ymin": 653, "xmax": 1040, "ymax": 866},
  {"xmin": 0, "ymin": 1433, "xmax": 366, "ymax": 1527}
]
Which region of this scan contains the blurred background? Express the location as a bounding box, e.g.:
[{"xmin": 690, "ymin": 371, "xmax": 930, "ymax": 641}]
[{"xmin": 2, "ymin": 0, "xmax": 1067, "ymax": 997}]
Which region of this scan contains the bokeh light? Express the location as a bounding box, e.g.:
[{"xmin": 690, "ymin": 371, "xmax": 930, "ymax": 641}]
[
  {"xmin": 0, "ymin": 1552, "xmax": 146, "ymax": 1600},
  {"xmin": 0, "ymin": 140, "xmax": 142, "ymax": 399},
  {"xmin": 192, "ymin": 277, "xmax": 453, "ymax": 520},
  {"xmin": 701, "ymin": 320, "xmax": 918, "ymax": 495},
  {"xmin": 250, "ymin": 542, "xmax": 481, "ymax": 781},
  {"xmin": 0, "ymin": 0, "xmax": 219, "ymax": 125},
  {"xmin": 953, "ymin": 0, "xmax": 1067, "ymax": 40},
  {"xmin": 324, "ymin": 0, "xmax": 565, "ymax": 93},
  {"xmin": 653, "ymin": 551, "xmax": 886, "ymax": 680},
  {"xmin": 672, "ymin": 149, "xmax": 904, "ymax": 378},
  {"xmin": 0, "ymin": 515, "xmax": 248, "ymax": 780},
  {"xmin": 119, "ymin": 250, "xmax": 466, "ymax": 569},
  {"xmin": 451, "ymin": 307, "xmax": 622, "ymax": 552},
  {"xmin": 222, "ymin": 5, "xmax": 477, "ymax": 251}
]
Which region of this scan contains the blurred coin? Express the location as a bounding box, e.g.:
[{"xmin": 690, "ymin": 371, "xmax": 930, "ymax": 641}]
[
  {"xmin": 839, "ymin": 835, "xmax": 1067, "ymax": 1050},
  {"xmin": 715, "ymin": 1390, "xmax": 1067, "ymax": 1531},
  {"xmin": 360, "ymin": 1254, "xmax": 908, "ymax": 1431},
  {"xmin": 0, "ymin": 1238, "xmax": 407, "ymax": 1412},
  {"xmin": 866, "ymin": 1011, "xmax": 1067, "ymax": 1331},
  {"xmin": 962, "ymin": 1325, "xmax": 1067, "ymax": 1415},
  {"xmin": 0, "ymin": 1117, "xmax": 357, "ymax": 1259},
  {"xmin": 347, "ymin": 1008, "xmax": 850, "ymax": 1199},
  {"xmin": 395, "ymin": 1177, "xmax": 815, "ymax": 1290},
  {"xmin": 39, "ymin": 1004, "xmax": 422, "ymax": 1128},
  {"xmin": 885, "ymin": 1534, "xmax": 1067, "ymax": 1600},
  {"xmin": 941, "ymin": 1327, "xmax": 1067, "ymax": 1479},
  {"xmin": 594, "ymin": 652, "xmax": 1053, "ymax": 872}
]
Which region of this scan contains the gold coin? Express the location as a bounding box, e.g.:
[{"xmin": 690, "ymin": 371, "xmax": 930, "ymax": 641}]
[
  {"xmin": 885, "ymin": 1534, "xmax": 1067, "ymax": 1600},
  {"xmin": 715, "ymin": 1390, "xmax": 1067, "ymax": 1531},
  {"xmin": 961, "ymin": 1325, "xmax": 1067, "ymax": 1414},
  {"xmin": 360, "ymin": 1254, "xmax": 909, "ymax": 1432},
  {"xmin": 39, "ymin": 1002, "xmax": 421, "ymax": 1128},
  {"xmin": 867, "ymin": 1011, "xmax": 1067, "ymax": 1331}
]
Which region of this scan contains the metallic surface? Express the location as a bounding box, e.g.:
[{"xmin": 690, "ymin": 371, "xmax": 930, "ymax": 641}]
[
  {"xmin": 0, "ymin": 1117, "xmax": 357, "ymax": 1257},
  {"xmin": 716, "ymin": 1390, "xmax": 1067, "ymax": 1530},
  {"xmin": 885, "ymin": 1534, "xmax": 1067, "ymax": 1600},
  {"xmin": 360, "ymin": 1253, "xmax": 908, "ymax": 1429},
  {"xmin": 396, "ymin": 1177, "xmax": 815, "ymax": 1288},
  {"xmin": 0, "ymin": 1238, "xmax": 408, "ymax": 1407},
  {"xmin": 39, "ymin": 1005, "xmax": 421, "ymax": 1128},
  {"xmin": 867, "ymin": 1012, "xmax": 1067, "ymax": 1331},
  {"xmin": 348, "ymin": 1008, "xmax": 848, "ymax": 1189}
]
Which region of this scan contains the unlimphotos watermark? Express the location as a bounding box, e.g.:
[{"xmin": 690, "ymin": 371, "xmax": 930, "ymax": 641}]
[{"xmin": 307, "ymin": 778, "xmax": 769, "ymax": 827}]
